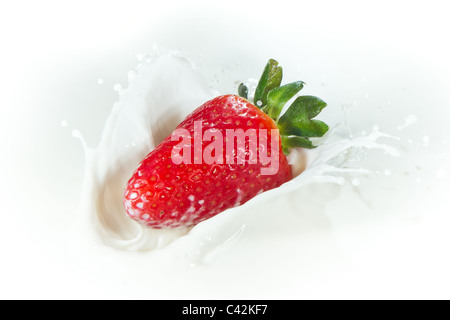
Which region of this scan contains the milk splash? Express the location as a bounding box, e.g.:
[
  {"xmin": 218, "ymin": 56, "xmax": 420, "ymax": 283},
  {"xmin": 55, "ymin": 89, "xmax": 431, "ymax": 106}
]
[{"xmin": 70, "ymin": 49, "xmax": 399, "ymax": 262}]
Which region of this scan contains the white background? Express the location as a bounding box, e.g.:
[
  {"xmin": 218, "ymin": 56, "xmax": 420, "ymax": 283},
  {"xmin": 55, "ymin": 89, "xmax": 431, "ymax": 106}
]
[{"xmin": 1, "ymin": 0, "xmax": 449, "ymax": 299}]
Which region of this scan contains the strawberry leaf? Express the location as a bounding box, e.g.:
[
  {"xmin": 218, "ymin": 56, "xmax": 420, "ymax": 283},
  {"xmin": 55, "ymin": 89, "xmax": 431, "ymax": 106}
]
[
  {"xmin": 254, "ymin": 59, "xmax": 282, "ymax": 108},
  {"xmin": 281, "ymin": 136, "xmax": 315, "ymax": 154},
  {"xmin": 264, "ymin": 81, "xmax": 305, "ymax": 121},
  {"xmin": 278, "ymin": 95, "xmax": 328, "ymax": 138},
  {"xmin": 238, "ymin": 83, "xmax": 249, "ymax": 99}
]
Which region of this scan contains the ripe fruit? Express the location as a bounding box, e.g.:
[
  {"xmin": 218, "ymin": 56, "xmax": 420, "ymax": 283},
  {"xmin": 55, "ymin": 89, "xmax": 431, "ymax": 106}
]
[{"xmin": 124, "ymin": 59, "xmax": 329, "ymax": 228}]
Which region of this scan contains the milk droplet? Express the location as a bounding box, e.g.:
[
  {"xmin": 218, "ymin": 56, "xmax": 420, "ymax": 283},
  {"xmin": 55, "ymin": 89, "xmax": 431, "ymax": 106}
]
[
  {"xmin": 384, "ymin": 169, "xmax": 392, "ymax": 176},
  {"xmin": 97, "ymin": 78, "xmax": 104, "ymax": 85},
  {"xmin": 129, "ymin": 193, "xmax": 138, "ymax": 199},
  {"xmin": 352, "ymin": 178, "xmax": 361, "ymax": 186},
  {"xmin": 71, "ymin": 129, "xmax": 87, "ymax": 149},
  {"xmin": 72, "ymin": 129, "xmax": 82, "ymax": 138},
  {"xmin": 397, "ymin": 114, "xmax": 418, "ymax": 131},
  {"xmin": 60, "ymin": 120, "xmax": 68, "ymax": 127}
]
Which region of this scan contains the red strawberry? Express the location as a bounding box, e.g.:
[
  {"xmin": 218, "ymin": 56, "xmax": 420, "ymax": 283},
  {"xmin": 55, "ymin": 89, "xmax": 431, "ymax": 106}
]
[{"xmin": 124, "ymin": 59, "xmax": 329, "ymax": 228}]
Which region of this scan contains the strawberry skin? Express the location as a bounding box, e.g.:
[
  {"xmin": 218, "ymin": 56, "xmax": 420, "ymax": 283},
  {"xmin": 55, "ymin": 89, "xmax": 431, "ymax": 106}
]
[{"xmin": 123, "ymin": 95, "xmax": 292, "ymax": 228}]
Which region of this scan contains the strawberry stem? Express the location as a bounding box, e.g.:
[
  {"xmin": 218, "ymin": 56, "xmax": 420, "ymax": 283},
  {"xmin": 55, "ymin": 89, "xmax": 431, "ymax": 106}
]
[
  {"xmin": 254, "ymin": 59, "xmax": 282, "ymax": 108},
  {"xmin": 238, "ymin": 59, "xmax": 329, "ymax": 154}
]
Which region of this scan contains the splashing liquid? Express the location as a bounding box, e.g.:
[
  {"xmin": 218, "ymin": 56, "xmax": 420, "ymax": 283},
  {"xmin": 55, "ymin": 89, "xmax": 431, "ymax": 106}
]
[{"xmin": 67, "ymin": 50, "xmax": 400, "ymax": 267}]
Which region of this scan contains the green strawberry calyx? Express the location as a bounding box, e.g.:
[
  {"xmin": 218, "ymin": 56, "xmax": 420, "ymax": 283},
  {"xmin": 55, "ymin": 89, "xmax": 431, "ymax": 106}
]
[{"xmin": 238, "ymin": 59, "xmax": 329, "ymax": 154}]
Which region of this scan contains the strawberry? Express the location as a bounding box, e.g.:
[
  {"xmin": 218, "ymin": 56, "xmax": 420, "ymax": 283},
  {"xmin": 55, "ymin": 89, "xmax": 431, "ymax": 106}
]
[{"xmin": 123, "ymin": 59, "xmax": 329, "ymax": 228}]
